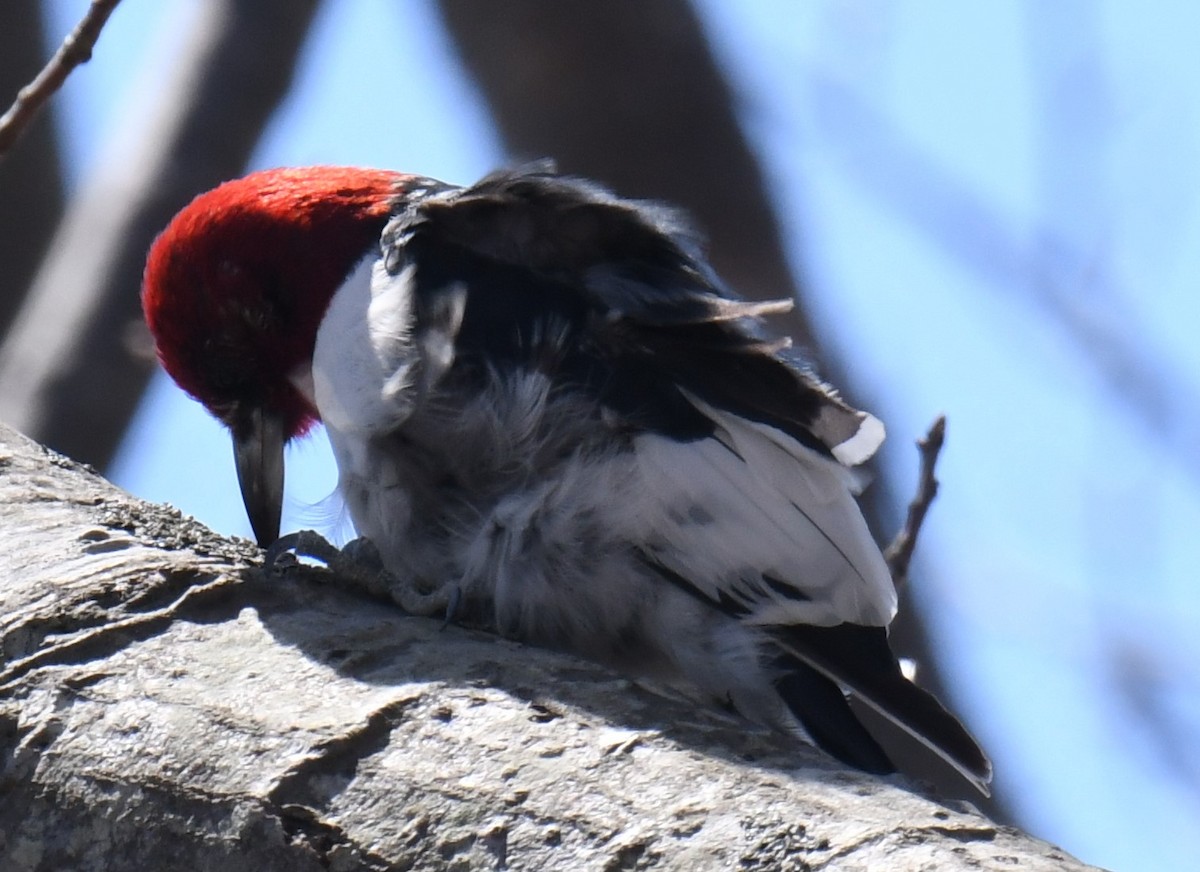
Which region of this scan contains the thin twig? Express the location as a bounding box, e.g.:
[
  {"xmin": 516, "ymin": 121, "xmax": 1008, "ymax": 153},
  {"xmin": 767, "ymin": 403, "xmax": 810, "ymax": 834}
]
[
  {"xmin": 885, "ymin": 415, "xmax": 947, "ymax": 590},
  {"xmin": 0, "ymin": 0, "xmax": 122, "ymax": 161}
]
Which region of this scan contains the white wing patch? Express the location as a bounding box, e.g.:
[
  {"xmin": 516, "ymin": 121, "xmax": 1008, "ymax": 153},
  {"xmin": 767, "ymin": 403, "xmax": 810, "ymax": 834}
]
[
  {"xmin": 630, "ymin": 398, "xmax": 896, "ymax": 628},
  {"xmin": 830, "ymin": 410, "xmax": 885, "ymax": 467}
]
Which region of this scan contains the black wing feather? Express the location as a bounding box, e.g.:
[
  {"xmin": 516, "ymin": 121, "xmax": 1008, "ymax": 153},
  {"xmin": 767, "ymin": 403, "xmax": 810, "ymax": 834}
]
[{"xmin": 399, "ymin": 165, "xmax": 862, "ymax": 454}]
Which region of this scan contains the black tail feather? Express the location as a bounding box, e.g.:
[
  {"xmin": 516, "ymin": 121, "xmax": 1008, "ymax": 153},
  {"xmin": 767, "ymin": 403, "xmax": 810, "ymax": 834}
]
[
  {"xmin": 774, "ymin": 656, "xmax": 896, "ymax": 775},
  {"xmin": 773, "ymin": 623, "xmax": 992, "ymax": 794}
]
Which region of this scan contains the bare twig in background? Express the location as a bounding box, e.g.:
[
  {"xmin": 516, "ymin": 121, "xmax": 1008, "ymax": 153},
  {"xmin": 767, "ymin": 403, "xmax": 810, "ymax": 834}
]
[
  {"xmin": 885, "ymin": 416, "xmax": 947, "ymax": 590},
  {"xmin": 0, "ymin": 0, "xmax": 121, "ymax": 160},
  {"xmin": 0, "ymin": 0, "xmax": 320, "ymax": 470},
  {"xmin": 851, "ymin": 415, "xmax": 967, "ymax": 800}
]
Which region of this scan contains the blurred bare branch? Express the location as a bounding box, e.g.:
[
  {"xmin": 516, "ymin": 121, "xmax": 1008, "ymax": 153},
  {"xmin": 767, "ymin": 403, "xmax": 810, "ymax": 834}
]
[
  {"xmin": 0, "ymin": 0, "xmax": 320, "ymax": 470},
  {"xmin": 1107, "ymin": 635, "xmax": 1200, "ymax": 803},
  {"xmin": 0, "ymin": 2, "xmax": 65, "ymax": 335},
  {"xmin": 435, "ymin": 0, "xmax": 819, "ymax": 354},
  {"xmin": 808, "ymin": 71, "xmax": 1199, "ymax": 478},
  {"xmin": 0, "ymin": 0, "xmax": 121, "ymax": 160},
  {"xmin": 1026, "ymin": 0, "xmax": 1113, "ymax": 259}
]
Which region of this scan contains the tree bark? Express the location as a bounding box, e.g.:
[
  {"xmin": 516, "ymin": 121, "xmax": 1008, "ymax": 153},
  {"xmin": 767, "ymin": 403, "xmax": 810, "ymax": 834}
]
[{"xmin": 0, "ymin": 423, "xmax": 1102, "ymax": 872}]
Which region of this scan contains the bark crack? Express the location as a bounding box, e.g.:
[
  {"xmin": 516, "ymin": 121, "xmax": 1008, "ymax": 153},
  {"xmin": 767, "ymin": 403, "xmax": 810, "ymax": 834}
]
[
  {"xmin": 262, "ymin": 696, "xmax": 418, "ymax": 867},
  {"xmin": 0, "ymin": 571, "xmax": 237, "ymax": 689}
]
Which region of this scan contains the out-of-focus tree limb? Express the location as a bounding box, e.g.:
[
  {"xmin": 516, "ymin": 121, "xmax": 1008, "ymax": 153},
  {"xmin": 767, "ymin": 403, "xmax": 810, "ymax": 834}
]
[
  {"xmin": 0, "ymin": 0, "xmax": 320, "ymax": 471},
  {"xmin": 1027, "ymin": 2, "xmax": 1200, "ymax": 807},
  {"xmin": 0, "ymin": 2, "xmax": 65, "ymax": 338},
  {"xmin": 434, "ymin": 0, "xmax": 819, "ymax": 353},
  {"xmin": 808, "ymin": 71, "xmax": 1200, "ymax": 480},
  {"xmin": 0, "ymin": 0, "xmax": 121, "ymax": 160}
]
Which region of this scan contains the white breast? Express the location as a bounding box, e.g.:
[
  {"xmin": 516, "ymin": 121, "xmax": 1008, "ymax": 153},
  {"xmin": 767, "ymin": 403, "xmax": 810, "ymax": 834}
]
[
  {"xmin": 310, "ymin": 256, "xmax": 460, "ymax": 580},
  {"xmin": 311, "ymin": 256, "xmax": 420, "ymax": 443}
]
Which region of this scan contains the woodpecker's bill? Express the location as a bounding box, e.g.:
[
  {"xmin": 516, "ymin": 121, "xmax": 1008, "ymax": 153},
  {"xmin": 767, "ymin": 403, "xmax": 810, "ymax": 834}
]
[{"xmin": 143, "ymin": 164, "xmax": 991, "ymax": 792}]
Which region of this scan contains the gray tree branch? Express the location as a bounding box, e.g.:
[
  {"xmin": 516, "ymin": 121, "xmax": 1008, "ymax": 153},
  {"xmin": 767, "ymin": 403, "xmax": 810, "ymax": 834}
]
[
  {"xmin": 0, "ymin": 0, "xmax": 121, "ymax": 160},
  {"xmin": 0, "ymin": 422, "xmax": 1103, "ymax": 871}
]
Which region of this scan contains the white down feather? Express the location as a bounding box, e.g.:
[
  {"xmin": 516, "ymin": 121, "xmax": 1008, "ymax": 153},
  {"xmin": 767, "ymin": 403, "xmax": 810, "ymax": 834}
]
[{"xmin": 312, "ymin": 257, "xmax": 419, "ymax": 442}]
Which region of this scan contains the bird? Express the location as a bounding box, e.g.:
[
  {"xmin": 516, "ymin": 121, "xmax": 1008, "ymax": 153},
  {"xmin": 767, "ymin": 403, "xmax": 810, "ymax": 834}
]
[{"xmin": 142, "ymin": 162, "xmax": 991, "ymax": 793}]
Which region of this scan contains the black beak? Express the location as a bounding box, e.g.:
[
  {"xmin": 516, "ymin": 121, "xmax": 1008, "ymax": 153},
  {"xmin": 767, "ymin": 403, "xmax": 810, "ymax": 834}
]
[{"xmin": 231, "ymin": 405, "xmax": 285, "ymax": 546}]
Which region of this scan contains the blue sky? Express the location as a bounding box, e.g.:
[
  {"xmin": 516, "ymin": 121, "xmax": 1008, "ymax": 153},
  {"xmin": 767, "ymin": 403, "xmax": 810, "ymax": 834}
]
[{"xmin": 44, "ymin": 2, "xmax": 1200, "ymax": 869}]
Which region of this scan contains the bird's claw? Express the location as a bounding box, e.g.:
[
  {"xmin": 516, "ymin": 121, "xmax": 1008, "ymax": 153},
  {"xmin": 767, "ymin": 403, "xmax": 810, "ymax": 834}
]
[
  {"xmin": 264, "ymin": 530, "xmax": 341, "ymax": 572},
  {"xmin": 263, "ymin": 529, "xmax": 459, "ymax": 621},
  {"xmin": 341, "ymin": 536, "xmax": 387, "ymax": 572}
]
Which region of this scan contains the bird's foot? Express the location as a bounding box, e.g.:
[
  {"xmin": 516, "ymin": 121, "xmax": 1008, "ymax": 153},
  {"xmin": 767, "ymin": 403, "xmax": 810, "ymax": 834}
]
[{"xmin": 264, "ymin": 530, "xmax": 459, "ymax": 622}]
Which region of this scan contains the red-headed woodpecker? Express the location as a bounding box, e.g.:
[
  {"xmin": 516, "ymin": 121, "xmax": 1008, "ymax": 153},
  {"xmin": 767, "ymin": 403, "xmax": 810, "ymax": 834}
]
[{"xmin": 143, "ymin": 163, "xmax": 991, "ymax": 792}]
